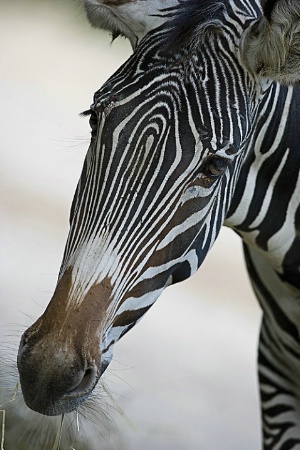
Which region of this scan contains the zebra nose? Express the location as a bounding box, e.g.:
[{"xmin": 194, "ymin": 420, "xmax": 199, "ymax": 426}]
[
  {"xmin": 17, "ymin": 271, "xmax": 111, "ymax": 415},
  {"xmin": 18, "ymin": 334, "xmax": 100, "ymax": 416}
]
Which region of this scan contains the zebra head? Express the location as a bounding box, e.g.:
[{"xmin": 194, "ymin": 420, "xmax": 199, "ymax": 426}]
[{"xmin": 18, "ymin": 0, "xmax": 300, "ymax": 416}]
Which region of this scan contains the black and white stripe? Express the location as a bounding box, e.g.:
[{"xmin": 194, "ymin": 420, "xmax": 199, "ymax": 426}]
[{"xmin": 52, "ymin": 0, "xmax": 300, "ymax": 446}]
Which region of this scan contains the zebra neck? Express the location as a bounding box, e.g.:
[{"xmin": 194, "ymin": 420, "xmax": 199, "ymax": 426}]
[{"xmin": 226, "ymin": 82, "xmax": 300, "ymax": 275}]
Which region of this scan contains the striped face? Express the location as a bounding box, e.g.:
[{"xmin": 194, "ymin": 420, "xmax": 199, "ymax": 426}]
[
  {"xmin": 61, "ymin": 27, "xmax": 255, "ymax": 364},
  {"xmin": 17, "ymin": 16, "xmax": 261, "ymax": 416}
]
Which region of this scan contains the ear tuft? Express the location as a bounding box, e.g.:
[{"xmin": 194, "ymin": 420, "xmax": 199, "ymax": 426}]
[{"xmin": 242, "ymin": 0, "xmax": 300, "ymax": 85}]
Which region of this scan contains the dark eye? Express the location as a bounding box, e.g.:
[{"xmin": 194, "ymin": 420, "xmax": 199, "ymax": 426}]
[
  {"xmin": 81, "ymin": 108, "xmax": 98, "ymax": 137},
  {"xmin": 201, "ymin": 156, "xmax": 229, "ymax": 178},
  {"xmin": 89, "ymin": 111, "xmax": 98, "ymax": 136}
]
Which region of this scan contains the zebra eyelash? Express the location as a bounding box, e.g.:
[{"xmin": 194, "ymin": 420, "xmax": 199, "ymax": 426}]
[
  {"xmin": 80, "ymin": 108, "xmax": 92, "ymax": 117},
  {"xmin": 81, "ymin": 108, "xmax": 98, "ymax": 134}
]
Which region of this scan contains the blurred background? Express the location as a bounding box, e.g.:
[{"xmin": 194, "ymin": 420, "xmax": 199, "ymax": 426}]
[{"xmin": 1, "ymin": 0, "xmax": 262, "ymax": 448}]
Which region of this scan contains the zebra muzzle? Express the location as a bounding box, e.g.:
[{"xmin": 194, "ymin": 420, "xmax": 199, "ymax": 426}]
[{"xmin": 17, "ymin": 269, "xmax": 112, "ymax": 416}]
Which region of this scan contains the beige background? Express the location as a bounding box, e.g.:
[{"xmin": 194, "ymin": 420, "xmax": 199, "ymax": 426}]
[{"xmin": 1, "ymin": 1, "xmax": 261, "ymax": 448}]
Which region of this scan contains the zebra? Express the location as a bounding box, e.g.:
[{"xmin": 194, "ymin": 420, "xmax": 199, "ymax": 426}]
[{"xmin": 16, "ymin": 0, "xmax": 300, "ymax": 447}]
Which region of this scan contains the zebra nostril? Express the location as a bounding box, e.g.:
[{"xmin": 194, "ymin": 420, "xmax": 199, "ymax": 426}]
[{"xmin": 65, "ymin": 365, "xmax": 98, "ymax": 398}]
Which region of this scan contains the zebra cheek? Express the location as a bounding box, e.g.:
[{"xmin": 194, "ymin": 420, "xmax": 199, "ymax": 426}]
[{"xmin": 17, "ymin": 269, "xmax": 112, "ymax": 416}]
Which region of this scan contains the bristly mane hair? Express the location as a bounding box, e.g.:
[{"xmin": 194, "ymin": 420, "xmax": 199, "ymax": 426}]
[{"xmin": 164, "ymin": 0, "xmax": 226, "ymax": 52}]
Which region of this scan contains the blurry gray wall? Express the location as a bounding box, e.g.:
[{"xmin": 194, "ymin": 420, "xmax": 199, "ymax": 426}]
[{"xmin": 1, "ymin": 1, "xmax": 262, "ymax": 448}]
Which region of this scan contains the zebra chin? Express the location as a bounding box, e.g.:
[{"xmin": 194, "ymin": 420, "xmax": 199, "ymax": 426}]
[{"xmin": 17, "ymin": 268, "xmax": 113, "ymax": 416}]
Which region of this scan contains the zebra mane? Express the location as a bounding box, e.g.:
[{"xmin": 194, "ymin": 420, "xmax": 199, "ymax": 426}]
[{"xmin": 165, "ymin": 0, "xmax": 226, "ymax": 52}]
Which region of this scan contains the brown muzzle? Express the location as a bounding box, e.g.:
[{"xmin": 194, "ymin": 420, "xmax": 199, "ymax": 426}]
[{"xmin": 17, "ymin": 269, "xmax": 112, "ymax": 415}]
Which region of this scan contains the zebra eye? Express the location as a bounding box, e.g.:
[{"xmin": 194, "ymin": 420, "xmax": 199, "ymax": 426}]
[
  {"xmin": 201, "ymin": 156, "xmax": 229, "ymax": 179},
  {"xmin": 81, "ymin": 108, "xmax": 98, "ymax": 137},
  {"xmin": 89, "ymin": 111, "xmax": 98, "ymax": 135}
]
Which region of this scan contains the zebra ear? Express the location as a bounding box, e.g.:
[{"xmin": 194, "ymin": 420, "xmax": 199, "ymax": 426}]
[{"xmin": 241, "ymin": 0, "xmax": 300, "ymax": 84}]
